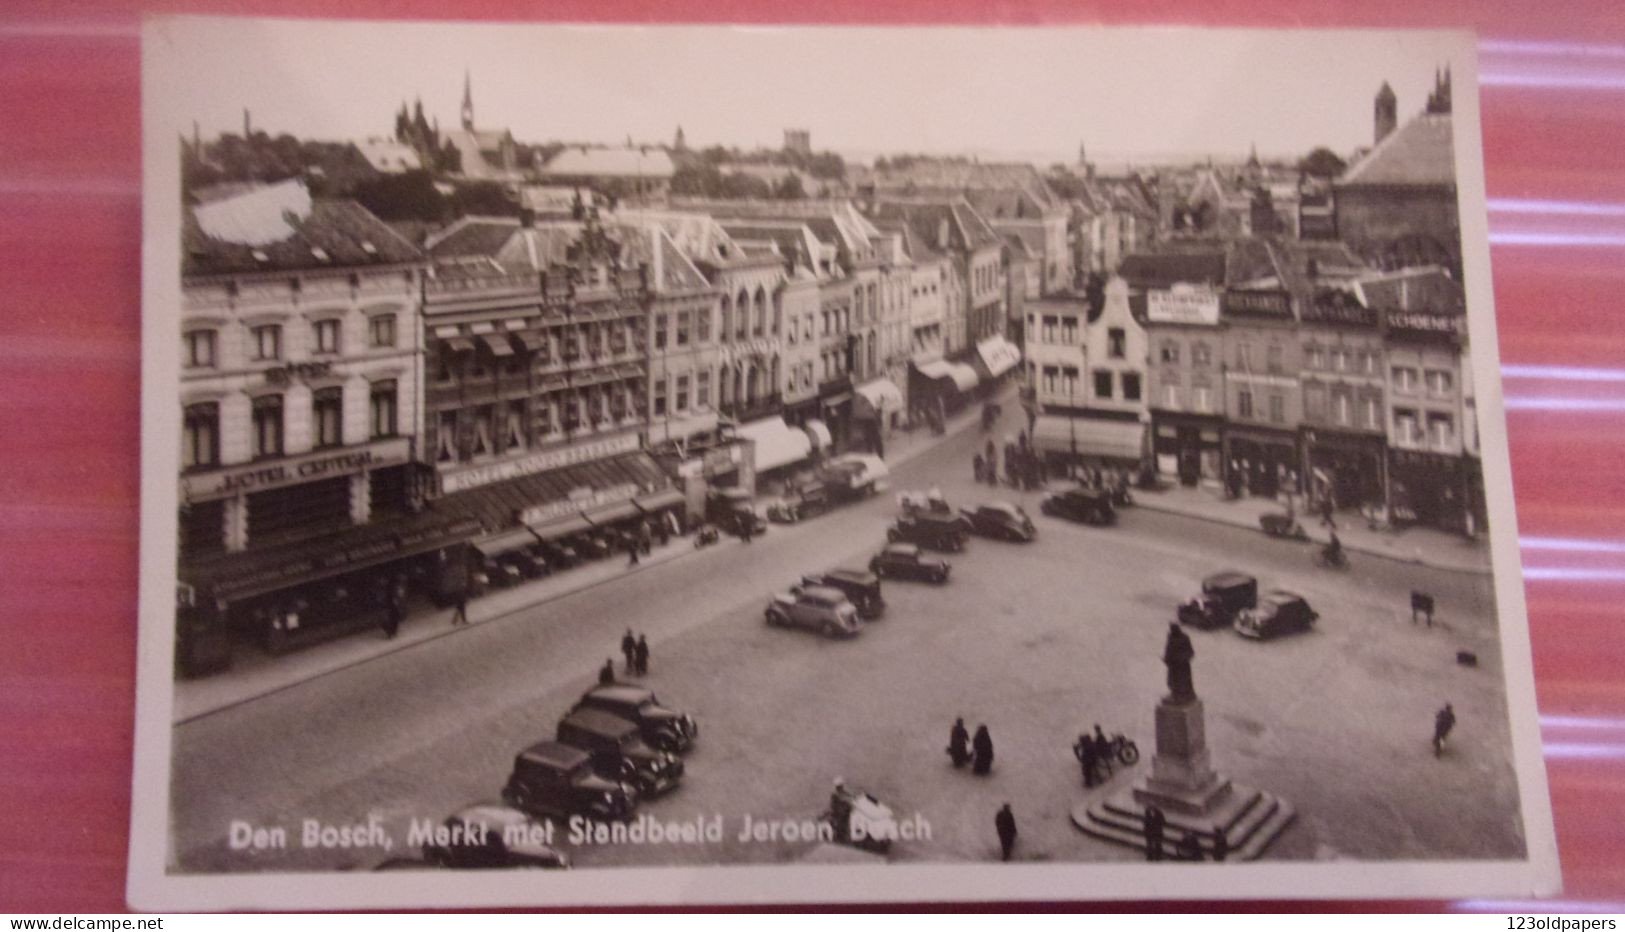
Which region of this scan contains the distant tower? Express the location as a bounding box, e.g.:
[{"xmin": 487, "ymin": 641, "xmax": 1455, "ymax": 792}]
[
  {"xmin": 784, "ymin": 128, "xmax": 811, "ymax": 156},
  {"xmin": 461, "ymin": 68, "xmax": 475, "ymax": 131},
  {"xmin": 674, "ymin": 125, "xmax": 687, "ymax": 151},
  {"xmin": 1426, "ymin": 66, "xmax": 1453, "ymax": 114},
  {"xmin": 243, "ymin": 107, "xmax": 252, "ymax": 139},
  {"xmin": 1078, "ymin": 141, "xmax": 1087, "ymax": 165},
  {"xmin": 1374, "ymin": 81, "xmax": 1397, "ymax": 145}
]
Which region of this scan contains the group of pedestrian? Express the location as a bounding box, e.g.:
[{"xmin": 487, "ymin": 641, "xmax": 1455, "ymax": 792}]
[
  {"xmin": 1141, "ymin": 804, "xmax": 1228, "ymax": 862},
  {"xmin": 601, "ymin": 629, "xmax": 652, "ymax": 683},
  {"xmin": 625, "ymin": 518, "xmax": 669, "ymax": 568},
  {"xmin": 976, "ymin": 435, "xmax": 1045, "ymax": 491},
  {"xmin": 1072, "ymin": 723, "xmax": 1116, "ymax": 788},
  {"xmin": 946, "ymin": 717, "xmax": 996, "ymax": 775}
]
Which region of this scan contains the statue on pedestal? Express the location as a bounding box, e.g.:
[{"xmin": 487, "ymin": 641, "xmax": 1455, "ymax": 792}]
[{"xmin": 1162, "ymin": 623, "xmax": 1195, "ymax": 703}]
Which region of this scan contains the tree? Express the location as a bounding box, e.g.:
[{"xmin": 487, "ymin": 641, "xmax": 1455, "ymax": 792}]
[
  {"xmin": 1298, "ymin": 147, "xmax": 1347, "ymax": 179},
  {"xmin": 351, "ymin": 170, "xmax": 449, "ymax": 222},
  {"xmin": 773, "ymin": 173, "xmax": 806, "ymax": 200}
]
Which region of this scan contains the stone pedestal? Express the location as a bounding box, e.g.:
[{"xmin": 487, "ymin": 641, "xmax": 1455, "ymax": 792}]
[{"xmin": 1071, "ymin": 693, "xmax": 1295, "ymax": 860}]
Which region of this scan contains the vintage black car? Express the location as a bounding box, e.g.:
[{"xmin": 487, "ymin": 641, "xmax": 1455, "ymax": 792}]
[
  {"xmin": 868, "ymin": 543, "xmax": 951, "ymax": 583},
  {"xmin": 1235, "ymin": 589, "xmax": 1318, "ymax": 640},
  {"xmin": 1177, "ymin": 571, "xmax": 1259, "ymax": 630},
  {"xmin": 801, "ymin": 569, "xmax": 885, "ymax": 619},
  {"xmin": 557, "ymin": 707, "xmax": 684, "ymax": 796},
  {"xmin": 766, "ymin": 585, "xmax": 863, "ymax": 638},
  {"xmin": 536, "ymin": 538, "xmax": 579, "ymax": 569},
  {"xmin": 501, "ymin": 740, "xmax": 636, "ymax": 822},
  {"xmin": 706, "ymin": 488, "xmax": 768, "ymax": 537},
  {"xmin": 1040, "ymin": 487, "xmax": 1117, "ymax": 526},
  {"xmin": 501, "ymin": 547, "xmax": 550, "ymax": 580},
  {"xmin": 959, "ymin": 502, "xmax": 1036, "ymax": 542},
  {"xmin": 421, "ymin": 803, "xmax": 570, "ymax": 870},
  {"xmin": 887, "ymin": 512, "xmax": 968, "ymax": 552},
  {"xmin": 574, "ymin": 685, "xmax": 698, "ymax": 753}
]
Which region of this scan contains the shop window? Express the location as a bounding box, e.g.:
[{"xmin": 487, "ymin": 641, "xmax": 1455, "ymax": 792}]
[
  {"xmin": 370, "ymin": 380, "xmax": 398, "ymax": 439},
  {"xmin": 506, "ymin": 400, "xmax": 527, "ymax": 452},
  {"xmin": 676, "ymin": 375, "xmax": 690, "ymax": 413},
  {"xmin": 1093, "ymin": 369, "xmax": 1113, "ymax": 399},
  {"xmin": 435, "ymin": 347, "xmax": 455, "ymax": 382},
  {"xmin": 251, "ymin": 324, "xmax": 282, "ymax": 362},
  {"xmin": 252, "ymin": 394, "xmax": 284, "ymax": 458},
  {"xmin": 369, "ymin": 314, "xmax": 396, "ymax": 349},
  {"xmin": 1123, "ymin": 373, "xmax": 1142, "ymax": 402},
  {"xmin": 1108, "ymin": 328, "xmax": 1125, "ymax": 359},
  {"xmin": 436, "ymin": 411, "xmax": 457, "ymax": 461},
  {"xmin": 1237, "ymin": 389, "xmax": 1254, "ymax": 420},
  {"xmin": 313, "ymin": 319, "xmax": 341, "ymax": 356},
  {"xmin": 184, "ymin": 329, "xmax": 216, "ymax": 368},
  {"xmin": 182, "ymin": 402, "xmax": 219, "ymax": 469}
]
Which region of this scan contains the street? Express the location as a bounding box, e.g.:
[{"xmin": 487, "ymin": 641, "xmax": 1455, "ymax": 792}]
[{"xmin": 172, "ymin": 409, "xmax": 1523, "ymax": 872}]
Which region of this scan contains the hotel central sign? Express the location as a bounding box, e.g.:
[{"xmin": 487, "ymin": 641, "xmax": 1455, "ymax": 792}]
[{"xmin": 440, "ymin": 432, "xmax": 640, "ymax": 494}]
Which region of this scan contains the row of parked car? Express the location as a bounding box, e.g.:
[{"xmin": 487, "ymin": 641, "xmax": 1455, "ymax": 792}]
[
  {"xmin": 1176, "ymin": 571, "xmax": 1319, "ymax": 640},
  {"xmin": 383, "ymin": 683, "xmax": 700, "ymax": 871}
]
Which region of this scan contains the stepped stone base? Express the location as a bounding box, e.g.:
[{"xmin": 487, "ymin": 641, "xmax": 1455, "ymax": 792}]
[{"xmin": 1071, "ymin": 780, "xmax": 1296, "ymax": 861}]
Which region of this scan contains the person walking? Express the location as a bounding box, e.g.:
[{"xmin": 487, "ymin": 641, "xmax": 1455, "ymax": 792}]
[
  {"xmin": 634, "ymin": 634, "xmax": 650, "ymax": 676},
  {"xmin": 1093, "ymin": 724, "xmax": 1112, "ymax": 778},
  {"xmin": 973, "ymin": 452, "xmax": 986, "ymax": 484},
  {"xmin": 1177, "ymin": 830, "xmax": 1203, "ymax": 862},
  {"xmin": 947, "ymin": 718, "xmax": 971, "ymax": 768},
  {"xmin": 639, "ymin": 519, "xmax": 653, "ymax": 556},
  {"xmin": 1320, "ymin": 493, "xmax": 1336, "ymax": 529},
  {"xmin": 1212, "ymin": 826, "xmax": 1229, "ymax": 862},
  {"xmin": 381, "ymin": 595, "xmax": 402, "ymax": 640},
  {"xmin": 626, "ymin": 536, "xmax": 641, "ymax": 568},
  {"xmin": 972, "ymin": 724, "xmax": 995, "ymax": 775},
  {"xmin": 995, "ymin": 804, "xmax": 1018, "ymax": 862},
  {"xmin": 1433, "ymin": 703, "xmax": 1457, "ymax": 756},
  {"xmin": 620, "ymin": 629, "xmax": 637, "ymax": 675},
  {"xmin": 1143, "ymin": 805, "xmax": 1166, "ymax": 862},
  {"xmin": 598, "ymin": 658, "xmax": 616, "ymax": 686},
  {"xmin": 449, "ymin": 590, "xmax": 469, "ymax": 627},
  {"xmin": 1074, "ymin": 732, "xmax": 1099, "ymax": 788}
]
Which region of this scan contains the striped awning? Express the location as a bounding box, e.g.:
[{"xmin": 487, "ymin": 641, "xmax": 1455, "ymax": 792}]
[{"xmin": 1032, "ymin": 415, "xmax": 1145, "ymax": 463}]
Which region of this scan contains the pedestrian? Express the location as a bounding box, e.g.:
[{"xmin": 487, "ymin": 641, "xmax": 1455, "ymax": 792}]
[
  {"xmin": 948, "ymin": 717, "xmax": 971, "ymax": 768},
  {"xmin": 449, "ymin": 590, "xmax": 469, "ymax": 627},
  {"xmin": 972, "ymin": 724, "xmax": 994, "ymax": 775},
  {"xmin": 621, "ymin": 628, "xmax": 637, "ymax": 675},
  {"xmin": 634, "ymin": 634, "xmax": 650, "ymax": 676},
  {"xmin": 1320, "ymin": 493, "xmax": 1336, "ymax": 529},
  {"xmin": 1074, "ymin": 732, "xmax": 1098, "ymax": 788},
  {"xmin": 1093, "ymin": 723, "xmax": 1112, "ymax": 777},
  {"xmin": 985, "ymin": 439, "xmax": 996, "ymax": 469},
  {"xmin": 973, "ymin": 453, "xmax": 986, "ymax": 484},
  {"xmin": 1143, "ymin": 804, "xmax": 1166, "ymax": 862},
  {"xmin": 1177, "ymin": 830, "xmax": 1203, "ymax": 862},
  {"xmin": 1212, "ymin": 826, "xmax": 1229, "ymax": 862},
  {"xmin": 995, "ymin": 803, "xmax": 1018, "ymax": 862},
  {"xmin": 639, "ymin": 519, "xmax": 653, "ymax": 556},
  {"xmin": 740, "ymin": 519, "xmax": 753, "ymax": 544},
  {"xmin": 1433, "ymin": 702, "xmax": 1456, "ymax": 757},
  {"xmin": 626, "ymin": 536, "xmax": 641, "ymax": 568},
  {"xmin": 599, "ymin": 658, "xmax": 616, "ymax": 686}
]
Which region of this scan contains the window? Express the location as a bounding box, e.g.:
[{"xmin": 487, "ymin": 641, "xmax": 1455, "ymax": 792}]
[
  {"xmin": 653, "ymin": 378, "xmax": 668, "ymax": 416},
  {"xmin": 537, "ymin": 401, "xmax": 555, "ymax": 438},
  {"xmin": 505, "ymin": 400, "xmax": 527, "ymax": 451},
  {"xmin": 675, "ymin": 375, "xmax": 690, "ymax": 413},
  {"xmin": 1162, "ymin": 383, "xmax": 1180, "ymax": 410},
  {"xmin": 1122, "ymin": 373, "xmax": 1142, "ymax": 401},
  {"xmin": 370, "ymin": 380, "xmax": 398, "ymax": 438},
  {"xmin": 472, "ymin": 406, "xmax": 494, "ymax": 456},
  {"xmin": 1394, "ymin": 408, "xmax": 1420, "ymax": 446},
  {"xmin": 1392, "ymin": 366, "xmax": 1417, "ymax": 393},
  {"xmin": 1235, "ymin": 343, "xmax": 1252, "ymax": 370},
  {"xmin": 1266, "ymin": 344, "xmax": 1283, "ymax": 374},
  {"xmin": 1335, "ymin": 392, "xmax": 1352, "ymax": 426},
  {"xmin": 369, "ymin": 315, "xmax": 396, "ymax": 349},
  {"xmin": 1306, "ymin": 346, "xmax": 1324, "ymax": 370},
  {"xmin": 251, "ymin": 324, "xmax": 282, "ymax": 361},
  {"xmin": 1159, "ymin": 341, "xmax": 1180, "ymax": 364},
  {"xmin": 1305, "ymin": 384, "xmax": 1326, "ymax": 419},
  {"xmin": 313, "ymin": 319, "xmax": 341, "ymax": 356},
  {"xmin": 1237, "ymin": 389, "xmax": 1254, "ymax": 419},
  {"xmin": 1042, "ymin": 365, "xmax": 1059, "ymax": 394},
  {"xmin": 1364, "ymin": 397, "xmax": 1381, "ymax": 429},
  {"xmin": 1108, "ymin": 328, "xmax": 1125, "ymax": 359},
  {"xmin": 1428, "ymin": 412, "xmax": 1454, "ymax": 449},
  {"xmin": 1042, "ymin": 316, "xmax": 1058, "ymax": 343},
  {"xmin": 1268, "ymin": 394, "xmax": 1284, "ymax": 424},
  {"xmin": 696, "ymin": 370, "xmax": 711, "ymax": 407},
  {"xmin": 655, "ymin": 315, "xmax": 669, "ymax": 350},
  {"xmin": 1061, "ymin": 318, "xmax": 1079, "ymax": 345},
  {"xmin": 436, "ymin": 411, "xmax": 457, "ymax": 461},
  {"xmin": 1062, "ymin": 366, "xmax": 1080, "ymax": 397},
  {"xmin": 1425, "ymin": 369, "xmax": 1454, "ymax": 397},
  {"xmin": 182, "ymin": 402, "xmax": 219, "ymax": 469},
  {"xmin": 1093, "ymin": 369, "xmax": 1113, "ymax": 399},
  {"xmin": 184, "ymin": 329, "xmax": 216, "ymax": 368},
  {"xmin": 677, "ymin": 311, "xmax": 691, "ymax": 347},
  {"xmin": 1192, "ymin": 342, "xmax": 1211, "ymax": 366},
  {"xmin": 1194, "ymin": 385, "xmax": 1212, "ymax": 413},
  {"xmin": 251, "ymin": 395, "xmax": 284, "ymax": 458},
  {"xmin": 696, "ymin": 306, "xmax": 711, "ymax": 343},
  {"xmin": 1363, "ymin": 352, "xmax": 1377, "ymax": 375},
  {"xmin": 610, "ymin": 385, "xmax": 628, "ymax": 421}
]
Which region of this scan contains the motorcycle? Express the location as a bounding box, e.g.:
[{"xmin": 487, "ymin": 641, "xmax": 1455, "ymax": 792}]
[
  {"xmin": 822, "ymin": 782, "xmax": 897, "ymax": 854},
  {"xmin": 1313, "ymin": 543, "xmax": 1349, "ymax": 569}
]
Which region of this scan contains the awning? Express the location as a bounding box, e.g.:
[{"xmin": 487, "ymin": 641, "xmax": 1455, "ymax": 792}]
[
  {"xmin": 470, "ymin": 526, "xmax": 539, "ymax": 559},
  {"xmin": 528, "ymin": 513, "xmax": 593, "ymax": 540},
  {"xmin": 914, "ymin": 359, "xmax": 979, "ymax": 393},
  {"xmin": 804, "ymin": 419, "xmax": 833, "ymax": 450},
  {"xmin": 1032, "ymin": 415, "xmax": 1146, "ymax": 463},
  {"xmin": 444, "ymin": 336, "xmax": 476, "ymax": 354},
  {"xmin": 975, "ymin": 336, "xmax": 1022, "ymax": 380},
  {"xmin": 583, "ymin": 500, "xmax": 641, "ymax": 527},
  {"xmin": 735, "ymin": 416, "xmax": 813, "ymax": 473},
  {"xmin": 479, "ymin": 333, "xmax": 514, "ymax": 357},
  {"xmin": 853, "ymin": 378, "xmax": 904, "ymax": 418},
  {"xmin": 634, "ymin": 488, "xmax": 686, "ymax": 514},
  {"xmin": 511, "ymin": 330, "xmax": 547, "ymax": 353}
]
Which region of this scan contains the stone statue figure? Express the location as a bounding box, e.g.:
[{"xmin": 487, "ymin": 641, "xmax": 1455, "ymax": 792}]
[{"xmin": 1162, "ymin": 623, "xmax": 1196, "ymax": 703}]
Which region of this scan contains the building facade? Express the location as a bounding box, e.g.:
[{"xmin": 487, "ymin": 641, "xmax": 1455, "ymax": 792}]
[
  {"xmin": 1143, "ymin": 285, "xmax": 1227, "ymax": 485},
  {"xmin": 1298, "ymin": 288, "xmax": 1388, "ymax": 512}
]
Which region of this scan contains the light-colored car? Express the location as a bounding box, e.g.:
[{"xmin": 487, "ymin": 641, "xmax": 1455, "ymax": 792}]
[
  {"xmin": 765, "ymin": 585, "xmax": 862, "ymax": 638},
  {"xmin": 1234, "ymin": 589, "xmax": 1318, "ymax": 640}
]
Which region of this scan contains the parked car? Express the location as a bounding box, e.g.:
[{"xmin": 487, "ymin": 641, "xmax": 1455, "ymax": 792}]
[
  {"xmin": 537, "ymin": 539, "xmax": 579, "ymax": 569},
  {"xmin": 868, "ymin": 543, "xmax": 951, "ymax": 584},
  {"xmin": 888, "ymin": 512, "xmax": 968, "ymax": 552},
  {"xmin": 768, "ymin": 481, "xmax": 834, "ymax": 524},
  {"xmin": 556, "ymin": 707, "xmax": 684, "ymax": 796},
  {"xmin": 959, "ymin": 502, "xmax": 1036, "ymax": 542},
  {"xmin": 1177, "ymin": 571, "xmax": 1258, "ymax": 630},
  {"xmin": 574, "ymin": 685, "xmax": 698, "ymax": 754},
  {"xmin": 1234, "ymin": 589, "xmax": 1318, "ymax": 640},
  {"xmin": 482, "ymin": 555, "xmax": 524, "ymax": 587},
  {"xmin": 765, "ymin": 585, "xmax": 862, "ymax": 638},
  {"xmin": 502, "ymin": 547, "xmax": 550, "ymax": 580},
  {"xmin": 707, "ymin": 488, "xmax": 767, "ymax": 537},
  {"xmin": 501, "ymin": 740, "xmax": 636, "ymax": 822},
  {"xmin": 421, "ymin": 803, "xmax": 570, "ymax": 870},
  {"xmin": 1040, "ymin": 486, "xmax": 1117, "ymax": 526},
  {"xmin": 820, "ymin": 453, "xmax": 890, "ymax": 499},
  {"xmin": 800, "ymin": 569, "xmax": 885, "ymax": 619}
]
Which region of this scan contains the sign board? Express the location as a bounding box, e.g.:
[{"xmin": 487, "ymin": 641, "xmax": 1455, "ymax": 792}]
[
  {"xmin": 439, "ymin": 432, "xmax": 639, "ymax": 494},
  {"xmin": 519, "ymin": 482, "xmax": 639, "ymax": 527},
  {"xmin": 1146, "ymin": 287, "xmax": 1220, "ymax": 326},
  {"xmin": 180, "ymin": 436, "xmax": 412, "ymax": 501},
  {"xmin": 1221, "ymin": 289, "xmax": 1293, "ymax": 319}
]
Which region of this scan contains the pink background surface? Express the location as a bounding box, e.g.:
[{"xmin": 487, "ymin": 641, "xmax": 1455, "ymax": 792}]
[{"xmin": 3, "ymin": 0, "xmax": 1623, "ymax": 913}]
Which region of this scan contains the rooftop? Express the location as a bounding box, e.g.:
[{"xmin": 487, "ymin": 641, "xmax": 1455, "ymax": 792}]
[
  {"xmin": 1339, "ymin": 112, "xmax": 1455, "ymax": 188},
  {"xmin": 543, "ymin": 146, "xmax": 676, "ymax": 180},
  {"xmin": 183, "ymin": 180, "xmax": 422, "ymax": 277}
]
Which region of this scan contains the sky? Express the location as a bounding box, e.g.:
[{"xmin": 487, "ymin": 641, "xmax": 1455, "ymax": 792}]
[{"xmin": 149, "ymin": 18, "xmax": 1471, "ymax": 166}]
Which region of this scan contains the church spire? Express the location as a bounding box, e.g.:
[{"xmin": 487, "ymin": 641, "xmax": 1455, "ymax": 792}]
[{"xmin": 461, "ymin": 68, "xmax": 474, "ymax": 131}]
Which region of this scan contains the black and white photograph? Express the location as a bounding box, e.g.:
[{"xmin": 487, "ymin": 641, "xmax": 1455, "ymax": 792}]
[{"xmin": 134, "ymin": 18, "xmax": 1558, "ymax": 909}]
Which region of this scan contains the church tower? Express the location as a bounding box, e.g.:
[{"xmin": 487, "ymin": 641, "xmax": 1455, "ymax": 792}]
[
  {"xmin": 674, "ymin": 125, "xmax": 687, "ymax": 151},
  {"xmin": 461, "ymin": 69, "xmax": 475, "ymax": 131},
  {"xmin": 1374, "ymin": 81, "xmax": 1397, "ymax": 145}
]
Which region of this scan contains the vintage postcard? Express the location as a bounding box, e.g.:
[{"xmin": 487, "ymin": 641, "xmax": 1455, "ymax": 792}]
[{"xmin": 133, "ymin": 17, "xmax": 1559, "ymax": 909}]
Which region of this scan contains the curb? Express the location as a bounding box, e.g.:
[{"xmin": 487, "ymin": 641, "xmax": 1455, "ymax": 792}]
[{"xmin": 1132, "ymin": 497, "xmax": 1491, "ymax": 577}]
